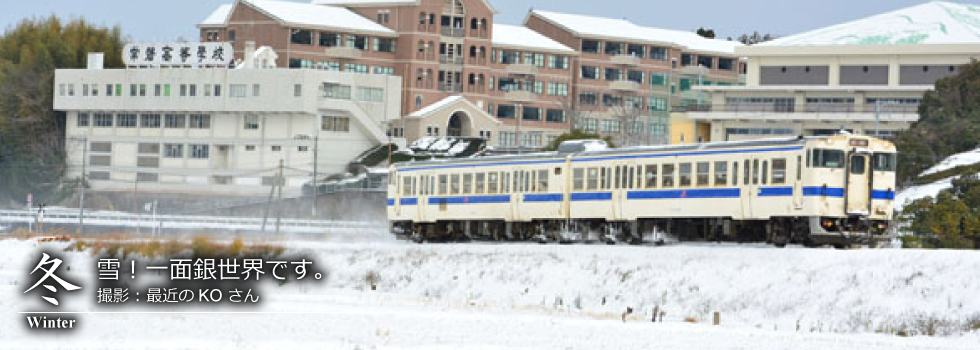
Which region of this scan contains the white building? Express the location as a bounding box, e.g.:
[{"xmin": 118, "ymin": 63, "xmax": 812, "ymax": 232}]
[
  {"xmin": 54, "ymin": 50, "xmax": 402, "ymax": 196},
  {"xmin": 689, "ymin": 1, "xmax": 980, "ymax": 142}
]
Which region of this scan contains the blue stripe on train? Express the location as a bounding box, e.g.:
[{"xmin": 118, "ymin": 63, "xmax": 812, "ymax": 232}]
[
  {"xmin": 571, "ymin": 192, "xmax": 613, "ymax": 201},
  {"xmin": 803, "ymin": 186, "xmax": 845, "ymax": 198},
  {"xmin": 524, "ymin": 193, "xmax": 564, "ymax": 202},
  {"xmin": 758, "ymin": 186, "xmax": 794, "ymax": 197},
  {"xmin": 386, "ymin": 199, "xmax": 395, "ymax": 206},
  {"xmin": 627, "ymin": 188, "xmax": 740, "ymax": 200},
  {"xmin": 428, "ymin": 195, "xmax": 511, "ymax": 205},
  {"xmin": 872, "ymin": 190, "xmax": 896, "ymax": 200}
]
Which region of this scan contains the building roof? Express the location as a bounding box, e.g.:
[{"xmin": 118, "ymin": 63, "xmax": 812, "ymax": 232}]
[
  {"xmin": 762, "ymin": 1, "xmax": 980, "ymax": 46},
  {"xmin": 200, "ymin": 0, "xmax": 396, "ymax": 36},
  {"xmin": 528, "ymin": 10, "xmax": 741, "ymax": 55},
  {"xmin": 200, "ymin": 4, "xmax": 233, "ymax": 27},
  {"xmin": 311, "ymin": 0, "xmax": 497, "ymax": 14},
  {"xmin": 408, "ymin": 96, "xmax": 466, "ymax": 118},
  {"xmin": 492, "ymin": 24, "xmax": 575, "ymax": 53}
]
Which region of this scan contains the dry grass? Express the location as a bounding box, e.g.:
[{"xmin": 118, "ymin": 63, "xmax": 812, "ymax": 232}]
[
  {"xmin": 64, "ymin": 235, "xmax": 284, "ymax": 259},
  {"xmin": 683, "ymin": 316, "xmax": 699, "ymax": 323}
]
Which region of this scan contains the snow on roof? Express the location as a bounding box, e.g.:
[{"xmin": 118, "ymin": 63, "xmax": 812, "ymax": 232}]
[
  {"xmin": 312, "ymin": 0, "xmax": 417, "ymax": 5},
  {"xmin": 763, "ymin": 1, "xmax": 980, "ymax": 46},
  {"xmin": 492, "ymin": 24, "xmax": 575, "ymax": 53},
  {"xmin": 529, "ymin": 10, "xmax": 740, "ymax": 55},
  {"xmin": 407, "ymin": 95, "xmax": 465, "ymax": 118},
  {"xmin": 200, "ymin": 4, "xmax": 233, "ymax": 27},
  {"xmin": 224, "ymin": 0, "xmax": 395, "ymax": 35}
]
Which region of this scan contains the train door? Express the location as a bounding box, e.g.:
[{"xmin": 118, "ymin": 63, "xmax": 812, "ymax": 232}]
[
  {"xmin": 793, "ymin": 155, "xmax": 804, "ymax": 209},
  {"xmin": 394, "ymin": 174, "xmax": 402, "ymax": 217},
  {"xmin": 846, "ymin": 152, "xmax": 872, "ymax": 215},
  {"xmin": 511, "ymin": 170, "xmax": 524, "ymax": 221},
  {"xmin": 612, "ymin": 164, "xmax": 623, "ymax": 219},
  {"xmin": 420, "ymin": 174, "xmax": 431, "ymax": 222},
  {"xmin": 739, "ymin": 158, "xmax": 754, "ymax": 219}
]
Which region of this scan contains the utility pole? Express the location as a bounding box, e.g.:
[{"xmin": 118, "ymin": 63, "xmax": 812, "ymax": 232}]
[
  {"xmin": 875, "ymin": 99, "xmax": 881, "ymax": 137},
  {"xmin": 77, "ymin": 137, "xmax": 87, "ymax": 236},
  {"xmin": 311, "ymin": 136, "xmax": 318, "ymax": 219},
  {"xmin": 261, "ymin": 160, "xmax": 279, "ymax": 233},
  {"xmin": 274, "ymin": 159, "xmax": 285, "ymax": 235},
  {"xmin": 134, "ymin": 177, "xmax": 140, "ymax": 236}
]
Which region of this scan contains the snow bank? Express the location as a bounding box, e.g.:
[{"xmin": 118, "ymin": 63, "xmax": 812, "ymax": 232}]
[
  {"xmin": 920, "ymin": 147, "xmax": 980, "ymax": 176},
  {"xmin": 895, "ymin": 176, "xmax": 957, "ymax": 211}
]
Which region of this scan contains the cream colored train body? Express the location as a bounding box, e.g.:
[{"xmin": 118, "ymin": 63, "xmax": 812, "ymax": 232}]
[{"xmin": 387, "ymin": 134, "xmax": 896, "ymax": 246}]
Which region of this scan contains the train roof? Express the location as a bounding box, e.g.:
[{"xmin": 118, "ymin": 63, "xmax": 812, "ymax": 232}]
[{"xmin": 391, "ymin": 136, "xmax": 831, "ymax": 170}]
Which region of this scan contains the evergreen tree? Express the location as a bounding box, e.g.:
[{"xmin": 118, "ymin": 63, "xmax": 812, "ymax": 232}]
[{"xmin": 0, "ymin": 16, "xmax": 125, "ymax": 204}]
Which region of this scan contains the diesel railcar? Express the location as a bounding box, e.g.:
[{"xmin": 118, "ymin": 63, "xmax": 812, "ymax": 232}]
[{"xmin": 387, "ymin": 134, "xmax": 897, "ymax": 247}]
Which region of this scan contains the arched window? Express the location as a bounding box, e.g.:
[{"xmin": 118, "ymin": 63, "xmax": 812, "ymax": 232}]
[
  {"xmin": 469, "ymin": 46, "xmax": 477, "ymax": 58},
  {"xmin": 468, "ymin": 73, "xmax": 476, "ymax": 85},
  {"xmin": 428, "ymin": 13, "xmax": 435, "ymax": 25},
  {"xmin": 471, "ymin": 18, "xmax": 478, "ymax": 30},
  {"xmin": 419, "ymin": 12, "xmax": 426, "ymax": 25},
  {"xmin": 479, "ymin": 46, "xmax": 486, "ymax": 58},
  {"xmin": 418, "ymin": 40, "xmax": 425, "ymax": 53}
]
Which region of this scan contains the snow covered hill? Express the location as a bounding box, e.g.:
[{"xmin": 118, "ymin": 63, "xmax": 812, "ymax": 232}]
[{"xmin": 896, "ymin": 147, "xmax": 980, "ymax": 211}]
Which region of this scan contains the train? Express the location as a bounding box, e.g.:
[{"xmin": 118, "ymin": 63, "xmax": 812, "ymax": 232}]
[{"xmin": 387, "ymin": 133, "xmax": 897, "ymax": 247}]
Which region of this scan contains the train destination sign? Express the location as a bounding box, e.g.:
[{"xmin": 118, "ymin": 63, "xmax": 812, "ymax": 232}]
[{"xmin": 123, "ymin": 42, "xmax": 233, "ymax": 67}]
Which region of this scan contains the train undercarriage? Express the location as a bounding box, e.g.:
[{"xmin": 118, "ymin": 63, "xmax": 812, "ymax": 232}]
[{"xmin": 391, "ymin": 216, "xmax": 891, "ymax": 248}]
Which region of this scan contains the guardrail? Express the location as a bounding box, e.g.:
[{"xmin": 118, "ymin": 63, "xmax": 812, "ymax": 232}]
[{"xmin": 0, "ymin": 209, "xmax": 387, "ymax": 233}]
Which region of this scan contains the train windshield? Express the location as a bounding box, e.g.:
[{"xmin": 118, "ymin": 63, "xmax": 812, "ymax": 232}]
[
  {"xmin": 872, "ymin": 153, "xmax": 897, "ymax": 172},
  {"xmin": 811, "ymin": 149, "xmax": 845, "ymax": 168}
]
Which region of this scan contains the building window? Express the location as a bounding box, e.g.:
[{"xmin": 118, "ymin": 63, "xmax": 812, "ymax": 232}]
[
  {"xmin": 697, "ymin": 55, "xmax": 714, "ymax": 69},
  {"xmin": 322, "ymin": 116, "xmax": 350, "ymax": 132},
  {"xmin": 546, "ymin": 109, "xmax": 565, "ymax": 123},
  {"xmin": 230, "ymin": 84, "xmax": 247, "ymax": 98},
  {"xmin": 93, "ymin": 113, "xmax": 113, "ymax": 127},
  {"xmin": 290, "ymin": 29, "xmax": 313, "ymax": 45},
  {"xmin": 415, "ymin": 96, "xmax": 422, "ymax": 108},
  {"xmin": 522, "ymin": 107, "xmax": 541, "ymax": 121},
  {"xmin": 681, "ymin": 53, "xmax": 693, "ymax": 66},
  {"xmin": 164, "ymin": 144, "xmax": 183, "ymax": 158},
  {"xmin": 319, "ymin": 32, "xmax": 341, "ymax": 47},
  {"xmin": 650, "ymin": 73, "xmax": 668, "ymax": 86},
  {"xmin": 346, "ymin": 35, "xmax": 367, "ymax": 50},
  {"xmin": 627, "ymin": 70, "xmax": 644, "ymax": 84},
  {"xmin": 298, "ymin": 145, "xmax": 309, "ymax": 152},
  {"xmin": 581, "ymin": 66, "xmax": 599, "ymax": 80},
  {"xmin": 294, "ymin": 84, "xmax": 302, "ymax": 97},
  {"xmin": 244, "ymin": 114, "xmax": 259, "ymax": 130},
  {"xmin": 356, "ymin": 87, "xmax": 384, "ymax": 102},
  {"xmin": 548, "ymin": 55, "xmax": 569, "ymax": 69},
  {"xmin": 252, "ymin": 84, "xmax": 261, "ymax": 97},
  {"xmin": 499, "ymin": 132, "xmax": 516, "ymax": 146},
  {"xmin": 372, "ymin": 66, "xmax": 395, "ymax": 75},
  {"xmin": 140, "ymin": 114, "xmax": 161, "ymax": 128},
  {"xmin": 627, "ymin": 44, "xmax": 645, "ymax": 57},
  {"xmin": 245, "ymin": 145, "xmax": 256, "ymax": 151},
  {"xmin": 189, "ymin": 114, "xmax": 211, "ymax": 129},
  {"xmin": 579, "ymin": 92, "xmax": 598, "ymax": 106},
  {"xmin": 547, "ymin": 82, "xmax": 568, "ymax": 96},
  {"xmin": 271, "ymin": 145, "xmax": 282, "ymax": 152},
  {"xmin": 582, "ymin": 40, "xmax": 600, "ymax": 53},
  {"xmin": 77, "ymin": 113, "xmax": 90, "ymax": 127},
  {"xmin": 605, "ymin": 68, "xmax": 622, "ymax": 81},
  {"xmin": 500, "ymin": 50, "xmax": 520, "ymax": 64},
  {"xmin": 323, "ymin": 83, "xmax": 352, "ymax": 99},
  {"xmin": 602, "ymin": 93, "xmax": 622, "ymax": 107},
  {"xmin": 605, "ymin": 42, "xmax": 622, "ymax": 55},
  {"xmin": 600, "ymin": 119, "xmax": 620, "ymax": 133},
  {"xmin": 650, "ymin": 47, "xmax": 667, "ymax": 60},
  {"xmin": 719, "ymin": 58, "xmax": 735, "ymax": 70},
  {"xmin": 165, "ymin": 114, "xmax": 185, "ymax": 128},
  {"xmin": 117, "ymin": 114, "xmax": 137, "ymax": 128},
  {"xmin": 189, "ymin": 144, "xmax": 209, "ymax": 159},
  {"xmin": 496, "ymin": 105, "xmax": 516, "ymax": 119},
  {"xmin": 374, "ymin": 38, "xmax": 396, "ymax": 53},
  {"xmin": 649, "ymin": 97, "xmax": 667, "ymax": 112}
]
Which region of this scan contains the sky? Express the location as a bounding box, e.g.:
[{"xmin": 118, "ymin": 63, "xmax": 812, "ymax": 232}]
[{"xmin": 2, "ymin": 0, "xmax": 979, "ymax": 42}]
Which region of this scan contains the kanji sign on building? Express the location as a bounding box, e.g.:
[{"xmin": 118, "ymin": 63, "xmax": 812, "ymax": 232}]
[{"xmin": 123, "ymin": 42, "xmax": 234, "ymax": 67}]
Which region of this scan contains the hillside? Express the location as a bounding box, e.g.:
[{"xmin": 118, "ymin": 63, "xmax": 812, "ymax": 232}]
[{"xmin": 896, "ymin": 147, "xmax": 980, "ymax": 211}]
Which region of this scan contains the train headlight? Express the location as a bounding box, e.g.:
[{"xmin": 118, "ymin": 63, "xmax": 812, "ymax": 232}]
[{"xmin": 821, "ymin": 219, "xmax": 834, "ymax": 228}]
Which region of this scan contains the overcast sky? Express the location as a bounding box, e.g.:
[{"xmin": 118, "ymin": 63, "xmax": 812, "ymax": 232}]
[{"xmin": 3, "ymin": 0, "xmax": 979, "ymax": 42}]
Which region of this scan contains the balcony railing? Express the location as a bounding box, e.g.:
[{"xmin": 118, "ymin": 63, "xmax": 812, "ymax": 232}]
[
  {"xmin": 686, "ymin": 104, "xmax": 920, "ymax": 114},
  {"xmin": 610, "ymin": 80, "xmax": 642, "ymax": 91},
  {"xmin": 610, "ymin": 54, "xmax": 642, "ymax": 66},
  {"xmin": 440, "ymin": 27, "xmax": 465, "ymax": 38},
  {"xmin": 438, "ymin": 83, "xmax": 462, "ymax": 93},
  {"xmin": 439, "ymin": 54, "xmax": 464, "ymax": 65},
  {"xmin": 504, "ymin": 63, "xmax": 538, "ymax": 75}
]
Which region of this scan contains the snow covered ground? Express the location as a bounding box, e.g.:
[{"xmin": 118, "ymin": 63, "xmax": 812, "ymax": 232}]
[
  {"xmin": 896, "ymin": 147, "xmax": 980, "ymax": 211},
  {"xmin": 1, "ymin": 239, "xmax": 977, "ymax": 349}
]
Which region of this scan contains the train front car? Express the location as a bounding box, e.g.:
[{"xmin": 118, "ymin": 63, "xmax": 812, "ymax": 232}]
[{"xmin": 802, "ymin": 134, "xmax": 897, "ymax": 246}]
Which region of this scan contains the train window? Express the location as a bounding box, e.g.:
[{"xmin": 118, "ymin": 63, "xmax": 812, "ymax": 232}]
[
  {"xmin": 696, "ymin": 162, "xmax": 710, "ymax": 187},
  {"xmin": 772, "ymin": 159, "xmax": 786, "ymax": 184},
  {"xmin": 502, "ymin": 172, "xmax": 510, "ymax": 193},
  {"xmin": 430, "ymin": 176, "xmax": 436, "ymax": 195},
  {"xmin": 714, "ymin": 161, "xmax": 727, "ymax": 186},
  {"xmin": 420, "ymin": 176, "xmax": 427, "ymax": 195},
  {"xmin": 752, "ymin": 159, "xmax": 759, "ymax": 185},
  {"xmin": 601, "ymin": 168, "xmax": 610, "ymax": 189},
  {"xmin": 537, "ymin": 170, "xmax": 548, "ymax": 192},
  {"xmin": 402, "ymin": 177, "xmax": 412, "ymax": 196},
  {"xmin": 587, "ymin": 168, "xmax": 599, "ymax": 190},
  {"xmin": 679, "ymin": 163, "xmax": 692, "ymax": 187},
  {"xmin": 555, "ymin": 167, "xmax": 562, "ymax": 175},
  {"xmin": 732, "ymin": 162, "xmax": 738, "ymax": 186},
  {"xmin": 526, "ymin": 171, "xmax": 533, "ymax": 192},
  {"xmin": 514, "ymin": 171, "xmax": 521, "ymax": 192},
  {"xmin": 614, "ymin": 167, "xmax": 621, "ymax": 189},
  {"xmin": 573, "ymin": 169, "xmax": 584, "ymax": 191},
  {"xmin": 744, "ymin": 160, "xmax": 750, "ymax": 185},
  {"xmin": 872, "ymin": 153, "xmax": 897, "ymax": 172},
  {"xmin": 450, "ymin": 174, "xmax": 461, "ymax": 195},
  {"xmin": 797, "ymin": 156, "xmax": 802, "ymax": 181},
  {"xmin": 645, "ymin": 165, "xmax": 657, "ymax": 188},
  {"xmin": 662, "ymin": 164, "xmax": 675, "ymax": 188},
  {"xmin": 806, "ymin": 150, "xmax": 811, "ymax": 168},
  {"xmin": 813, "ymin": 149, "xmax": 845, "ymax": 168},
  {"xmin": 439, "ymin": 174, "xmax": 448, "ymax": 195},
  {"xmin": 628, "ymin": 166, "xmax": 635, "ymax": 189},
  {"xmin": 475, "ymin": 173, "xmax": 485, "ymax": 194},
  {"xmin": 761, "ymin": 161, "xmax": 768, "ymax": 185},
  {"xmin": 463, "ymin": 174, "xmax": 473, "ymax": 194},
  {"xmin": 488, "ymin": 173, "xmax": 498, "ymax": 193},
  {"xmin": 851, "ymin": 157, "xmax": 866, "ymax": 174}
]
